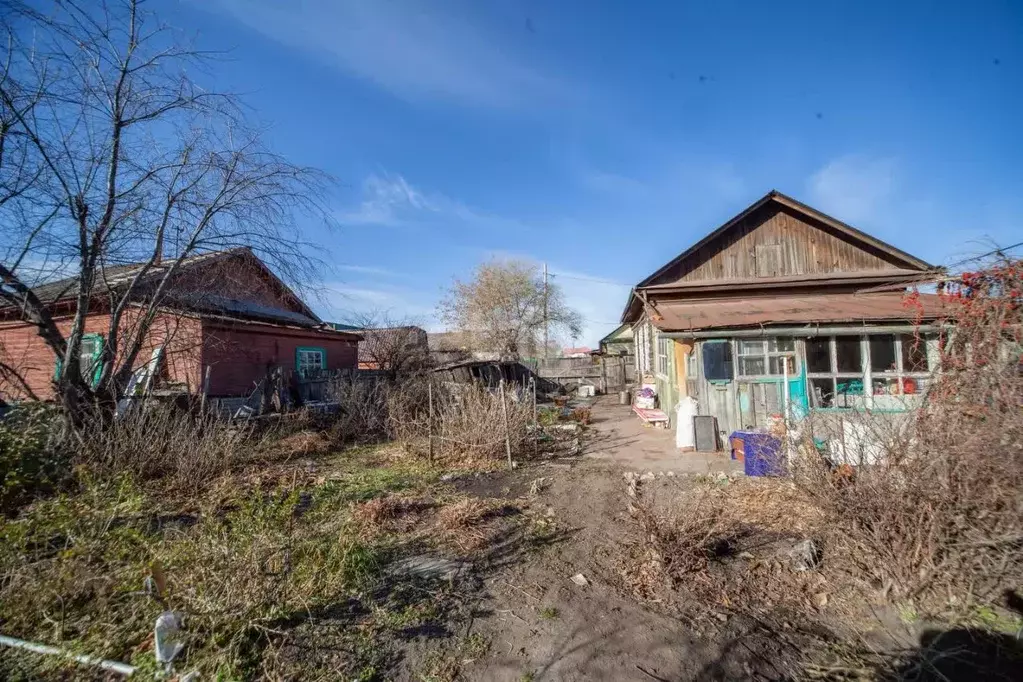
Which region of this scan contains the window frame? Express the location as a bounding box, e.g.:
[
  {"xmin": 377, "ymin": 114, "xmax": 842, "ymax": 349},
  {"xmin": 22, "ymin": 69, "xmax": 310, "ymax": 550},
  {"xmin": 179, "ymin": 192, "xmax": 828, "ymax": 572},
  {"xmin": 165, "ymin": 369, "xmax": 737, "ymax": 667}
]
[
  {"xmin": 54, "ymin": 333, "xmax": 105, "ymax": 388},
  {"xmin": 805, "ymin": 333, "xmax": 935, "ymax": 410},
  {"xmin": 295, "ymin": 346, "xmax": 327, "ymax": 378},
  {"xmin": 655, "ymin": 334, "xmax": 671, "ymax": 378},
  {"xmin": 734, "ymin": 337, "xmax": 798, "ymax": 380}
]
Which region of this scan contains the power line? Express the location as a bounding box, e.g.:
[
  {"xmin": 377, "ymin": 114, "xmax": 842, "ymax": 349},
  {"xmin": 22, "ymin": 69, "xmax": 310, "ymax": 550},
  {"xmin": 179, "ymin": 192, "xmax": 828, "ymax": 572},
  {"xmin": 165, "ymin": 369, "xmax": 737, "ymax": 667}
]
[{"xmin": 548, "ymin": 272, "xmax": 631, "ymax": 287}]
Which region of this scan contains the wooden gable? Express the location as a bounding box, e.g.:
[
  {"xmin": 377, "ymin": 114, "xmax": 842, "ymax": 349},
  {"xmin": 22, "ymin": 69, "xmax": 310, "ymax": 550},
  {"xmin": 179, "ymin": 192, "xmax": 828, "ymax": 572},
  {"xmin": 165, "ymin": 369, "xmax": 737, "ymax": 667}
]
[
  {"xmin": 166, "ymin": 249, "xmax": 319, "ymax": 322},
  {"xmin": 641, "ymin": 191, "xmax": 932, "ymax": 288}
]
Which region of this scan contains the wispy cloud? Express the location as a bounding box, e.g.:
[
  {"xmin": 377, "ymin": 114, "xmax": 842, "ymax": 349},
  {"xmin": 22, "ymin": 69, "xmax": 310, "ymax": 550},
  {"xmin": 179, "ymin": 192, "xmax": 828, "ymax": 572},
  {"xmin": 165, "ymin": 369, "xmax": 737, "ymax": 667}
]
[
  {"xmin": 339, "ymin": 171, "xmax": 534, "ymax": 235},
  {"xmin": 336, "ymin": 264, "xmax": 401, "ymax": 278},
  {"xmin": 807, "ymin": 154, "xmax": 899, "ymax": 224},
  {"xmin": 318, "ymin": 282, "xmax": 441, "ymax": 329},
  {"xmin": 203, "ymin": 0, "xmax": 569, "ymax": 109}
]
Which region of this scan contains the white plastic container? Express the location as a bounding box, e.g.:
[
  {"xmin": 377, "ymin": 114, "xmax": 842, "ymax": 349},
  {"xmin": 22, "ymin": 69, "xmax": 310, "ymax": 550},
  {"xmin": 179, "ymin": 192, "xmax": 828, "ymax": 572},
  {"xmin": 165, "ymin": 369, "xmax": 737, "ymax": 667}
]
[{"xmin": 675, "ymin": 396, "xmax": 699, "ymax": 449}]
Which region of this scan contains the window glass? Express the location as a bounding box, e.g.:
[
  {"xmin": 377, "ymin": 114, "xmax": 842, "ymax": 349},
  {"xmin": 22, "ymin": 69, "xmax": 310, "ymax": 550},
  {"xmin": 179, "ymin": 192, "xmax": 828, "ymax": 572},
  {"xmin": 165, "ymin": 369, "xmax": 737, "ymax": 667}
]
[
  {"xmin": 702, "ymin": 341, "xmax": 733, "ymax": 382},
  {"xmin": 739, "ymin": 357, "xmax": 766, "ymax": 375},
  {"xmin": 835, "ymin": 336, "xmax": 862, "ymax": 373},
  {"xmin": 656, "ymin": 336, "xmax": 671, "ymax": 375},
  {"xmin": 768, "ymin": 338, "xmax": 794, "ymax": 353},
  {"xmin": 769, "ymin": 355, "xmax": 796, "ymax": 375},
  {"xmin": 835, "ymin": 378, "xmax": 863, "ymax": 407},
  {"xmin": 806, "ymin": 337, "xmax": 831, "ymax": 373},
  {"xmin": 809, "ymin": 378, "xmax": 835, "ymax": 407},
  {"xmin": 737, "ymin": 339, "xmax": 764, "ymax": 355},
  {"xmin": 296, "ymin": 348, "xmax": 325, "ymax": 377},
  {"xmin": 870, "ymin": 335, "xmax": 898, "ymax": 373},
  {"xmin": 900, "ymin": 334, "xmax": 929, "ymax": 372}
]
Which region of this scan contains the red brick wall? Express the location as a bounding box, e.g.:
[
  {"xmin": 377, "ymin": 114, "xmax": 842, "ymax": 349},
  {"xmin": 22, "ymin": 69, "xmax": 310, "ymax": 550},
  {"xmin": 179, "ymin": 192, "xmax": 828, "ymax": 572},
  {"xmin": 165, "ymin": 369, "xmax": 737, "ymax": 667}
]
[
  {"xmin": 201, "ymin": 321, "xmax": 358, "ymax": 396},
  {"xmin": 0, "ymin": 312, "xmax": 203, "ymax": 401}
]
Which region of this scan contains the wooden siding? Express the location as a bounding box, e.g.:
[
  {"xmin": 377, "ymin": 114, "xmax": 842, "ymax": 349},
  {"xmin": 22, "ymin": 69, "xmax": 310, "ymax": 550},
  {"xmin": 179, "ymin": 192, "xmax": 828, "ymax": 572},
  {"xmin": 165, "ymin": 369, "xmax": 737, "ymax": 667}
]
[
  {"xmin": 201, "ymin": 322, "xmax": 358, "ymax": 397},
  {"xmin": 650, "ymin": 204, "xmax": 912, "ymax": 286},
  {"xmin": 169, "ymin": 253, "xmax": 310, "ymax": 315},
  {"xmin": 0, "ymin": 311, "xmax": 202, "ymax": 401}
]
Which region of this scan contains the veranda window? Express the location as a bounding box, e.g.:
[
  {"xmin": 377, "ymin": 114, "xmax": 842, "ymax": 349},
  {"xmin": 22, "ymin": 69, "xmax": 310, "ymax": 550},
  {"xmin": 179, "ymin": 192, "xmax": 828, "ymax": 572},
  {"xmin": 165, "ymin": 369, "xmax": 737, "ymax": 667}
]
[
  {"xmin": 656, "ymin": 335, "xmax": 671, "ymax": 376},
  {"xmin": 735, "ymin": 337, "xmax": 796, "ymax": 378},
  {"xmin": 806, "ymin": 334, "xmax": 934, "ymax": 408}
]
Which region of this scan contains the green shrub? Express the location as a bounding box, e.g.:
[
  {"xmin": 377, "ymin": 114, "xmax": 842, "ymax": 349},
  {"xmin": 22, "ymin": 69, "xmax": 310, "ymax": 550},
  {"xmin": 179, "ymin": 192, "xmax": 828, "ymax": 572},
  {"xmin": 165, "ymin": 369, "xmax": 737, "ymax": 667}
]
[{"xmin": 0, "ymin": 404, "xmax": 70, "ymax": 514}]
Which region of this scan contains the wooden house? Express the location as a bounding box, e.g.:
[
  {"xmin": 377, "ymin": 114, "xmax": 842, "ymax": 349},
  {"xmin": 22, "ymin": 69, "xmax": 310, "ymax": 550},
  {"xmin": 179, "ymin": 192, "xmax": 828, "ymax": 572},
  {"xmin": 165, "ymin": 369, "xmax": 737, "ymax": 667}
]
[{"xmin": 621, "ymin": 190, "xmax": 946, "ymax": 444}]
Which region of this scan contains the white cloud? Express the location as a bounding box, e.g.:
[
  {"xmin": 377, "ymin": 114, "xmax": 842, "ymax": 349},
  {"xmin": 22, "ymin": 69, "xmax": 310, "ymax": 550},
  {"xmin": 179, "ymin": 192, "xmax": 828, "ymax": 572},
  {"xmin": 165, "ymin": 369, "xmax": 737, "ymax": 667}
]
[
  {"xmin": 317, "ymin": 282, "xmax": 441, "ymax": 329},
  {"xmin": 336, "ymin": 264, "xmax": 401, "ymax": 278},
  {"xmin": 339, "ymin": 171, "xmax": 534, "ymax": 235},
  {"xmin": 807, "ymin": 154, "xmax": 899, "ymax": 224},
  {"xmin": 203, "ymin": 0, "xmax": 568, "ymax": 109}
]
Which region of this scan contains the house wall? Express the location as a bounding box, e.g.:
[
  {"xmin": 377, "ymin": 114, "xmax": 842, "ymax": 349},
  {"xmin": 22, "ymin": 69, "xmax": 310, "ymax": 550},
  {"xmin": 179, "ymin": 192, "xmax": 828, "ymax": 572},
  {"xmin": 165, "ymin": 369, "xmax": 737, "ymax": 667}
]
[
  {"xmin": 0, "ymin": 311, "xmax": 202, "ymax": 401},
  {"xmin": 650, "ymin": 204, "xmax": 912, "ymax": 286},
  {"xmin": 201, "ymin": 321, "xmax": 358, "ymax": 396}
]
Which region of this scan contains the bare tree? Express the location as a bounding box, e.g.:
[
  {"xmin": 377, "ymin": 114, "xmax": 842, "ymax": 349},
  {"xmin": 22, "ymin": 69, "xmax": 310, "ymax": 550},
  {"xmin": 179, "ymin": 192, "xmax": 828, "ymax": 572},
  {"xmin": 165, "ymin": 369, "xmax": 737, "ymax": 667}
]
[
  {"xmin": 0, "ymin": 0, "xmax": 333, "ymax": 421},
  {"xmin": 341, "ymin": 312, "xmax": 430, "ymax": 377},
  {"xmin": 438, "ymin": 259, "xmax": 581, "ymax": 359}
]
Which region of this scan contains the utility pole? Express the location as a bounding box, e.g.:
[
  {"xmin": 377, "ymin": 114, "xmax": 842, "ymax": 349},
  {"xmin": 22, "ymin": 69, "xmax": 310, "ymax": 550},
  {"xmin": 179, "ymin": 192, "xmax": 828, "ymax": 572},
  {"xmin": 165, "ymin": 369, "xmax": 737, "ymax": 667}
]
[{"xmin": 542, "ymin": 262, "xmax": 549, "ymax": 360}]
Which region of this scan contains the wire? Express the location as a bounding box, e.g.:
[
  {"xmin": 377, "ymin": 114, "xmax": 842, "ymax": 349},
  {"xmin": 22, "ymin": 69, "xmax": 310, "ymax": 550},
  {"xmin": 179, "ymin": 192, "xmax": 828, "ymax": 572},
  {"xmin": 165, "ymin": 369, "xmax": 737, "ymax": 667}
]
[
  {"xmin": 548, "ymin": 272, "xmax": 631, "ymax": 287},
  {"xmin": 944, "ymin": 241, "xmax": 1023, "ymax": 269}
]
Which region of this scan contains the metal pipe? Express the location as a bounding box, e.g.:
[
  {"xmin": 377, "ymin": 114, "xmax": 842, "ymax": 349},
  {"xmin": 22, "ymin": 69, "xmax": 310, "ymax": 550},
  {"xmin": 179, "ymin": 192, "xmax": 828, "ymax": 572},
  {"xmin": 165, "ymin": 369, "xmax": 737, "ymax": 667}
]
[
  {"xmin": 662, "ymin": 324, "xmax": 940, "ymax": 339},
  {"xmin": 0, "ymin": 633, "xmax": 136, "ymax": 676}
]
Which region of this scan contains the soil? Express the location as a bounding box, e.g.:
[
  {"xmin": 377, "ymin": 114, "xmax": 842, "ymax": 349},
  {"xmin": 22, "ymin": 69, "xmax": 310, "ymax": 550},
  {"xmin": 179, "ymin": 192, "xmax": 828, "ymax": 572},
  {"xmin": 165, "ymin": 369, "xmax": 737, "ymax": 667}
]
[{"xmin": 395, "ymin": 398, "xmax": 801, "ymax": 681}]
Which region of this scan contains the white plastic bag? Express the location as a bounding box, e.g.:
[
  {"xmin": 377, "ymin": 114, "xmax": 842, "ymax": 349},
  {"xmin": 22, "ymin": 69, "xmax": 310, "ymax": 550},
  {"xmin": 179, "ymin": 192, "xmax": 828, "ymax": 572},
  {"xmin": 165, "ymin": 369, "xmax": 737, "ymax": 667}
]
[{"xmin": 675, "ymin": 396, "xmax": 698, "ymax": 449}]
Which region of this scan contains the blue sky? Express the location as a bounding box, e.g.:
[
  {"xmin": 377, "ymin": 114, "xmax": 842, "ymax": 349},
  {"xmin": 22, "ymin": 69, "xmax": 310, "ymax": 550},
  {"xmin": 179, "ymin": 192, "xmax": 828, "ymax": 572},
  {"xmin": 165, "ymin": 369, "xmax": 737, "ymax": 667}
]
[{"xmin": 168, "ymin": 0, "xmax": 1022, "ymax": 346}]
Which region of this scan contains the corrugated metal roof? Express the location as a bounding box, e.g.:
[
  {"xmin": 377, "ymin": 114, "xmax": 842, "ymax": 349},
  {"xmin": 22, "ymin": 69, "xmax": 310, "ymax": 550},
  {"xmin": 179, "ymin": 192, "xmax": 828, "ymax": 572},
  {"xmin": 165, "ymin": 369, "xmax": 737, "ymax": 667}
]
[{"xmin": 651, "ymin": 292, "xmax": 946, "ymax": 332}]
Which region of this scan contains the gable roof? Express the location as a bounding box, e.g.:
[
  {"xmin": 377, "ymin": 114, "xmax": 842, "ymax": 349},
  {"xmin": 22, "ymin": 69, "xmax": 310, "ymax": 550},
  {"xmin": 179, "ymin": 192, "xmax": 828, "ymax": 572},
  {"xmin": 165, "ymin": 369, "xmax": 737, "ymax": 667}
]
[
  {"xmin": 637, "ymin": 190, "xmax": 932, "ymax": 289},
  {"xmin": 621, "ymin": 190, "xmax": 939, "ymax": 323},
  {"xmin": 11, "ymin": 248, "xmax": 327, "ymax": 329}
]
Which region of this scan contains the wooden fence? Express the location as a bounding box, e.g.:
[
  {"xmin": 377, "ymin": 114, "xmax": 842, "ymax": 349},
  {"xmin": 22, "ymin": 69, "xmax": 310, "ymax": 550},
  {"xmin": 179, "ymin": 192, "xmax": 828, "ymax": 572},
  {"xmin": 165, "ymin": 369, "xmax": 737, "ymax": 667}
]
[{"xmin": 524, "ymin": 354, "xmax": 635, "ymax": 394}]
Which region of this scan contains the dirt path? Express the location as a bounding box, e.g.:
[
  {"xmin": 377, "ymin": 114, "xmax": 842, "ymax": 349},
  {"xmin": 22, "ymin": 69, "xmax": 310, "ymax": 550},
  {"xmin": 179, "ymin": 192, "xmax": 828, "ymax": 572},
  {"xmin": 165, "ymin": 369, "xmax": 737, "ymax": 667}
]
[{"xmin": 401, "ymin": 398, "xmax": 749, "ymax": 681}]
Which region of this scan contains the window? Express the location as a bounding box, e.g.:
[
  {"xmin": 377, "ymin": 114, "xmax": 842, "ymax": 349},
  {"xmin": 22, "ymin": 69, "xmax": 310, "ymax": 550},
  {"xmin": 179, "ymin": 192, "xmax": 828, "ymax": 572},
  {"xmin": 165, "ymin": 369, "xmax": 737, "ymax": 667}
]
[
  {"xmin": 295, "ymin": 347, "xmax": 326, "ymax": 377},
  {"xmin": 702, "ymin": 340, "xmax": 733, "ymax": 382},
  {"xmin": 735, "ymin": 337, "xmax": 796, "ymax": 378},
  {"xmin": 656, "ymin": 335, "xmax": 671, "ymax": 376},
  {"xmin": 806, "ymin": 334, "xmax": 934, "ymax": 408},
  {"xmin": 55, "ymin": 333, "xmax": 104, "ymax": 387}
]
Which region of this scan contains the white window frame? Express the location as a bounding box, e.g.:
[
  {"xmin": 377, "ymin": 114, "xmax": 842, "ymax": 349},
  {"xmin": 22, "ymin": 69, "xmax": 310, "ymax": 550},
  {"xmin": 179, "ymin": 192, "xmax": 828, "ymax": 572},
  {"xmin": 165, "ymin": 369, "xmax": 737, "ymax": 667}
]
[
  {"xmin": 734, "ymin": 337, "xmax": 797, "ymax": 379},
  {"xmin": 656, "ymin": 334, "xmax": 671, "ymax": 378},
  {"xmin": 805, "ymin": 333, "xmax": 935, "ymax": 409}
]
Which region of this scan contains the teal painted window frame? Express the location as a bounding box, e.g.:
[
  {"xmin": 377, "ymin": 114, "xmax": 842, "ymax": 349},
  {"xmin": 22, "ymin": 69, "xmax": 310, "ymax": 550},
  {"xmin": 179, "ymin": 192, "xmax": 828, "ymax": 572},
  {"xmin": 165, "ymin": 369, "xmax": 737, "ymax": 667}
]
[
  {"xmin": 295, "ymin": 346, "xmax": 327, "ymax": 377},
  {"xmin": 54, "ymin": 333, "xmax": 104, "ymax": 388}
]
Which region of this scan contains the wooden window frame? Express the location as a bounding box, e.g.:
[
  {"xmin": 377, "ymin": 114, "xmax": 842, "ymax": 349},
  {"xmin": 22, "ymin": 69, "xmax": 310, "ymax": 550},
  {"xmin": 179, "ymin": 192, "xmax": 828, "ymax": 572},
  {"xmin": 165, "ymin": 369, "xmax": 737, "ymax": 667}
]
[
  {"xmin": 295, "ymin": 346, "xmax": 327, "ymax": 378},
  {"xmin": 54, "ymin": 333, "xmax": 104, "ymax": 388},
  {"xmin": 734, "ymin": 337, "xmax": 797, "ymax": 380}
]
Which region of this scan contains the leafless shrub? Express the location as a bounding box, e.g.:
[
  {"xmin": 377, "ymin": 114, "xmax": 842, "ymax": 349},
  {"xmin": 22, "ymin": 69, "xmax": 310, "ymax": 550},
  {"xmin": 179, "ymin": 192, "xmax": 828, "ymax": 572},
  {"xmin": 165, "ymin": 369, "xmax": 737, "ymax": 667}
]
[
  {"xmin": 71, "ymin": 404, "xmax": 256, "ymax": 489},
  {"xmin": 792, "ymin": 257, "xmax": 1023, "ymax": 614}
]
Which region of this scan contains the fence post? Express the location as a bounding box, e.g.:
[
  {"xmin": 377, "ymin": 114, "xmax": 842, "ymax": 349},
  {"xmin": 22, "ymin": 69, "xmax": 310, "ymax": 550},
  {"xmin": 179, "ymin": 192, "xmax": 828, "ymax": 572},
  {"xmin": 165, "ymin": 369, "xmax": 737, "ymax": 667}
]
[
  {"xmin": 500, "ymin": 379, "xmax": 513, "ymax": 469},
  {"xmin": 428, "ymin": 381, "xmax": 435, "ymax": 463}
]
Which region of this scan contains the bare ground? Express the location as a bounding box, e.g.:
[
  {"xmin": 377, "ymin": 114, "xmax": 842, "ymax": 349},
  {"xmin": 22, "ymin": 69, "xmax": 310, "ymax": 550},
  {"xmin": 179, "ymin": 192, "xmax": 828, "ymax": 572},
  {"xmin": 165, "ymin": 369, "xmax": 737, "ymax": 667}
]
[{"xmin": 395, "ymin": 399, "xmax": 796, "ymax": 682}]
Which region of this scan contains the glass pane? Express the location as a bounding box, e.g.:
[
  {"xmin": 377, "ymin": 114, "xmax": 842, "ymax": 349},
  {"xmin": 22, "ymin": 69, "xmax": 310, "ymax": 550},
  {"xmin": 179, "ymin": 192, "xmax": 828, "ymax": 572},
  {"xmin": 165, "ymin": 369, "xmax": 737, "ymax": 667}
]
[
  {"xmin": 740, "ymin": 357, "xmax": 766, "ymax": 375},
  {"xmin": 835, "ymin": 336, "xmax": 862, "ymax": 373},
  {"xmin": 809, "ymin": 378, "xmax": 834, "ymax": 408},
  {"xmin": 767, "ymin": 337, "xmax": 794, "ymax": 352},
  {"xmin": 737, "ymin": 339, "xmax": 765, "ymax": 356},
  {"xmin": 870, "ymin": 335, "xmax": 897, "ymax": 373},
  {"xmin": 768, "ymin": 355, "xmax": 795, "ymax": 375},
  {"xmin": 835, "ymin": 378, "xmax": 863, "ymax": 407},
  {"xmin": 872, "ymin": 377, "xmax": 901, "ymax": 395},
  {"xmin": 900, "ymin": 334, "xmax": 929, "ymax": 372},
  {"xmin": 806, "ymin": 337, "xmax": 831, "ymax": 373}
]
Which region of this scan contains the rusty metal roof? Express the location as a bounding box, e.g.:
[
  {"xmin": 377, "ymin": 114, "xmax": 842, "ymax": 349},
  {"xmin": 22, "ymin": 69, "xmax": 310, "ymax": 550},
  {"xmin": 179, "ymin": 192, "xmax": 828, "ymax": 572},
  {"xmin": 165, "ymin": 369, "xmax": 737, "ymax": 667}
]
[{"xmin": 651, "ymin": 292, "xmax": 946, "ymax": 332}]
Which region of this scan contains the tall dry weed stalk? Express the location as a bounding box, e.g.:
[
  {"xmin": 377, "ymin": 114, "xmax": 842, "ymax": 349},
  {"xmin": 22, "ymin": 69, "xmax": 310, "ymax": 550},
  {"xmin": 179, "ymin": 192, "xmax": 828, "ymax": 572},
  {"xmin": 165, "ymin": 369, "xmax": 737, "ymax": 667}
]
[{"xmin": 795, "ymin": 257, "xmax": 1023, "ymax": 610}]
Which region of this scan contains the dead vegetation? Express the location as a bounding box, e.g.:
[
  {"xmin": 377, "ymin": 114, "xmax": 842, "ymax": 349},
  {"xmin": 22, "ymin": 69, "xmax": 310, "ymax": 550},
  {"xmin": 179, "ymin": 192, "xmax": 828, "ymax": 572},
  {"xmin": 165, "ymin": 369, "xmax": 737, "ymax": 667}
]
[{"xmin": 614, "ymin": 259, "xmax": 1023, "ymax": 677}]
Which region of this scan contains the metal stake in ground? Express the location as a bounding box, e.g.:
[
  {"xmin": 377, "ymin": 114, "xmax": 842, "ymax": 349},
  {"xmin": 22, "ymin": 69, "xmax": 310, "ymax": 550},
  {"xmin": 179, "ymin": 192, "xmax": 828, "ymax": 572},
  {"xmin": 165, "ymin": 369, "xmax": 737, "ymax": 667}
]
[
  {"xmin": 500, "ymin": 379, "xmax": 513, "ymax": 469},
  {"xmin": 428, "ymin": 381, "xmax": 435, "ymax": 463}
]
